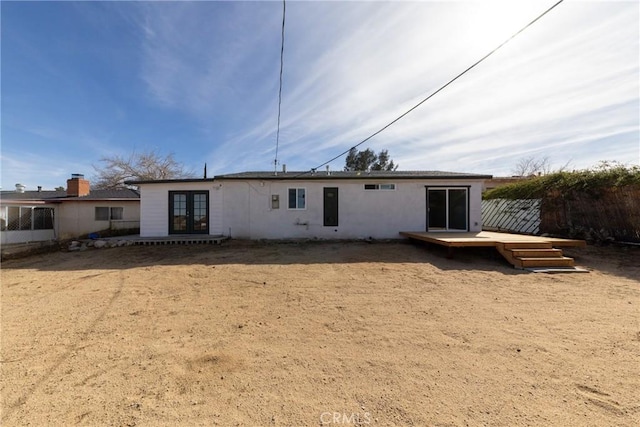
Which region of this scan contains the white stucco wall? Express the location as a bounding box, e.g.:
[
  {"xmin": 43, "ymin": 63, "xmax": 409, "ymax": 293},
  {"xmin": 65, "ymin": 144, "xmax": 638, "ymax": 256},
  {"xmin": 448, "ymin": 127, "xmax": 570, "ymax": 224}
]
[
  {"xmin": 138, "ymin": 178, "xmax": 485, "ymax": 239},
  {"xmin": 139, "ymin": 181, "xmax": 223, "ymax": 237},
  {"xmin": 222, "ymin": 179, "xmax": 484, "ymax": 239},
  {"xmin": 57, "ymin": 200, "xmax": 140, "ymax": 239}
]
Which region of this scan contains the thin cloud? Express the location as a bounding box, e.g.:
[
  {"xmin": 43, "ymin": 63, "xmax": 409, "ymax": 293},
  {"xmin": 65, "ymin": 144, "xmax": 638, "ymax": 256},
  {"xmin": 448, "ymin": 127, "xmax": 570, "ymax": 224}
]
[
  {"xmin": 2, "ymin": 1, "xmax": 636, "ymax": 189},
  {"xmin": 205, "ymin": 1, "xmax": 638, "ymax": 173}
]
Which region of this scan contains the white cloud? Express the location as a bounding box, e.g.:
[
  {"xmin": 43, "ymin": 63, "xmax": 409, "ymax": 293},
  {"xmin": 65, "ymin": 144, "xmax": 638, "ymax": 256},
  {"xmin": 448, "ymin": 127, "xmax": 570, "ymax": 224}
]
[{"xmin": 201, "ymin": 1, "xmax": 638, "ymax": 175}]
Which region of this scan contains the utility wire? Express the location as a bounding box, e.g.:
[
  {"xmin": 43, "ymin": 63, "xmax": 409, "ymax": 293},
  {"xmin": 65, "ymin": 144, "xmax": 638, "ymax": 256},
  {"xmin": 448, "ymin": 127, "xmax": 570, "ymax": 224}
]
[
  {"xmin": 274, "ymin": 0, "xmax": 286, "ymax": 172},
  {"xmin": 297, "ymin": 0, "xmax": 565, "ymax": 177}
]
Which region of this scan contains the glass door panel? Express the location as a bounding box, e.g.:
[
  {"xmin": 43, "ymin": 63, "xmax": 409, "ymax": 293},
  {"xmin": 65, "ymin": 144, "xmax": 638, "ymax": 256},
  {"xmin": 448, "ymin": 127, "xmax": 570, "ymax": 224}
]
[
  {"xmin": 169, "ymin": 191, "xmax": 209, "ymax": 234},
  {"xmin": 172, "ymin": 193, "xmax": 187, "ymax": 232},
  {"xmin": 193, "ymin": 193, "xmax": 208, "ymax": 232},
  {"xmin": 428, "ymin": 189, "xmax": 447, "ymax": 229},
  {"xmin": 426, "ymin": 188, "xmax": 468, "ymax": 231},
  {"xmin": 448, "ymin": 189, "xmax": 468, "ymax": 231}
]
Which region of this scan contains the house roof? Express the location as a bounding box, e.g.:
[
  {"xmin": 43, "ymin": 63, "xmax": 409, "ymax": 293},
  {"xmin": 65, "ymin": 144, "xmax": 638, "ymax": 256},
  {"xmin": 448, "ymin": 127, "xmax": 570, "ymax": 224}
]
[
  {"xmin": 128, "ymin": 170, "xmax": 492, "ymax": 185},
  {"xmin": 0, "ymin": 188, "xmax": 140, "ymax": 203},
  {"xmin": 216, "ymin": 170, "xmax": 492, "ymax": 180}
]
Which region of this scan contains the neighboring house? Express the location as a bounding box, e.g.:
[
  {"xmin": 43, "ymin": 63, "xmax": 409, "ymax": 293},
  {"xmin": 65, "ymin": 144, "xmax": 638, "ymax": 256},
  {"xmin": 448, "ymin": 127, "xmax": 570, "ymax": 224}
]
[
  {"xmin": 1, "ymin": 174, "xmax": 140, "ymax": 245},
  {"xmin": 129, "ymin": 169, "xmax": 492, "ymax": 240}
]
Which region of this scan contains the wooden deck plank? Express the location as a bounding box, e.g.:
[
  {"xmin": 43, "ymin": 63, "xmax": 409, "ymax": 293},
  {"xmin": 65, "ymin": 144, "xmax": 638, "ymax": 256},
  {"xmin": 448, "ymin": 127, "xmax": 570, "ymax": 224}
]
[
  {"xmin": 400, "ymin": 231, "xmax": 586, "ymax": 270},
  {"xmin": 399, "ymin": 231, "xmax": 585, "ymax": 248}
]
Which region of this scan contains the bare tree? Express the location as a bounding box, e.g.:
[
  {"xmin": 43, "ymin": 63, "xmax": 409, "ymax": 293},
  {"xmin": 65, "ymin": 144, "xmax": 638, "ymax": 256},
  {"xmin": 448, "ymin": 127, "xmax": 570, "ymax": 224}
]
[
  {"xmin": 92, "ymin": 150, "xmax": 193, "ymax": 189},
  {"xmin": 511, "ymin": 155, "xmax": 553, "ymax": 177}
]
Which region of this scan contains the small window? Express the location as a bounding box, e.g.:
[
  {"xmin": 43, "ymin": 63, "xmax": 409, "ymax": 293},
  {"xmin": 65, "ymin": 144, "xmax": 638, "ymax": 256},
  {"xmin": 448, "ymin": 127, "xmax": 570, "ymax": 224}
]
[
  {"xmin": 95, "ymin": 207, "xmax": 109, "ymax": 221},
  {"xmin": 7, "ymin": 207, "xmax": 20, "ymax": 230},
  {"xmin": 364, "ymin": 183, "xmax": 395, "ymax": 190},
  {"xmin": 288, "ymin": 188, "xmax": 306, "ymax": 209},
  {"xmin": 33, "ymin": 208, "xmax": 54, "ymax": 230},
  {"xmin": 96, "ymin": 207, "xmax": 124, "ymax": 221},
  {"xmin": 110, "ymin": 207, "xmax": 124, "ymax": 220}
]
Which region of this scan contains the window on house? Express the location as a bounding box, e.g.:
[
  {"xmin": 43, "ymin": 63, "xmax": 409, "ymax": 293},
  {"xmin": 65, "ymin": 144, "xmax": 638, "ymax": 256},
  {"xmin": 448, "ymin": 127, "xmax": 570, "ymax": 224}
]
[
  {"xmin": 33, "ymin": 208, "xmax": 54, "ymax": 230},
  {"xmin": 110, "ymin": 207, "xmax": 124, "ymax": 220},
  {"xmin": 19, "ymin": 209, "xmax": 32, "ymax": 230},
  {"xmin": 7, "ymin": 207, "xmax": 20, "ymax": 230},
  {"xmin": 95, "ymin": 207, "xmax": 110, "ymax": 221},
  {"xmin": 288, "ymin": 188, "xmax": 306, "ymax": 209},
  {"xmin": 4, "ymin": 207, "xmax": 54, "ymax": 231},
  {"xmin": 6, "ymin": 207, "xmax": 30, "ymax": 230},
  {"xmin": 364, "ymin": 183, "xmax": 396, "ymax": 190},
  {"xmin": 95, "ymin": 207, "xmax": 124, "ymax": 221},
  {"xmin": 0, "ymin": 208, "xmax": 6, "ymax": 231}
]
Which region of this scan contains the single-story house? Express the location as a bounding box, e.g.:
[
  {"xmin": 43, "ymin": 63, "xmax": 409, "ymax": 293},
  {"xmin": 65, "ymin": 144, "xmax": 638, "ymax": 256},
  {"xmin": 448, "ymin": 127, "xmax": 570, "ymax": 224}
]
[
  {"xmin": 0, "ymin": 174, "xmax": 140, "ymax": 245},
  {"xmin": 129, "ymin": 169, "xmax": 492, "ymax": 240}
]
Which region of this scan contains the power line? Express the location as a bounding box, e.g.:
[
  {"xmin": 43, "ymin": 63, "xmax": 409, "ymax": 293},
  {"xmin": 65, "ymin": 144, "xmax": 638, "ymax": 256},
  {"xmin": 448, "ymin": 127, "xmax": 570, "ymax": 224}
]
[
  {"xmin": 298, "ymin": 0, "xmax": 565, "ymax": 176},
  {"xmin": 273, "ymin": 0, "xmax": 286, "ymax": 172}
]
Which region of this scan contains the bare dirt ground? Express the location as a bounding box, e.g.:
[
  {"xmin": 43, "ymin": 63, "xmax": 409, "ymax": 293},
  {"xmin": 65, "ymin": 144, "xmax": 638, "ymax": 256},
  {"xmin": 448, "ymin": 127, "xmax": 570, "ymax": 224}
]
[{"xmin": 1, "ymin": 240, "xmax": 639, "ymax": 426}]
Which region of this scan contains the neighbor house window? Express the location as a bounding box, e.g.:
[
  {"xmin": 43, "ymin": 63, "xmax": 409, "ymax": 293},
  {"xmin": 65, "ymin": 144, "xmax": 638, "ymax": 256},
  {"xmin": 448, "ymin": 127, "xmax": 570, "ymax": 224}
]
[
  {"xmin": 110, "ymin": 207, "xmax": 124, "ymax": 220},
  {"xmin": 288, "ymin": 188, "xmax": 306, "ymax": 209},
  {"xmin": 33, "ymin": 208, "xmax": 54, "ymax": 230},
  {"xmin": 95, "ymin": 207, "xmax": 124, "ymax": 221},
  {"xmin": 95, "ymin": 207, "xmax": 109, "ymax": 221},
  {"xmin": 4, "ymin": 207, "xmax": 54, "ymax": 231},
  {"xmin": 364, "ymin": 183, "xmax": 396, "ymax": 190},
  {"xmin": 7, "ymin": 207, "xmax": 20, "ymax": 230}
]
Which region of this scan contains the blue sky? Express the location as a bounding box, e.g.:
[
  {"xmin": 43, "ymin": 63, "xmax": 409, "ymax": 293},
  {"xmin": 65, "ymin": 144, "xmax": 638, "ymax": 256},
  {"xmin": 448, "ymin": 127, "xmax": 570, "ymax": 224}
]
[{"xmin": 1, "ymin": 0, "xmax": 638, "ymax": 190}]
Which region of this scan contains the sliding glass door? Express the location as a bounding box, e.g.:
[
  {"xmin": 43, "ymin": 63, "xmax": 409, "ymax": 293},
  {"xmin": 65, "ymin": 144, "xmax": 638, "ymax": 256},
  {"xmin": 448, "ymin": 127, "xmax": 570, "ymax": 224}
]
[{"xmin": 426, "ymin": 187, "xmax": 468, "ymax": 231}]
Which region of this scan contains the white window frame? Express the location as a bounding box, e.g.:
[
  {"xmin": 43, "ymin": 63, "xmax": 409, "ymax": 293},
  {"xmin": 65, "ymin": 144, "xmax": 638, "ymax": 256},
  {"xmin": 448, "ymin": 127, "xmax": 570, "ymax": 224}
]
[
  {"xmin": 95, "ymin": 207, "xmax": 124, "ymax": 221},
  {"xmin": 364, "ymin": 183, "xmax": 396, "ymax": 191},
  {"xmin": 110, "ymin": 207, "xmax": 124, "ymax": 220},
  {"xmin": 287, "ymin": 188, "xmax": 306, "ymax": 210}
]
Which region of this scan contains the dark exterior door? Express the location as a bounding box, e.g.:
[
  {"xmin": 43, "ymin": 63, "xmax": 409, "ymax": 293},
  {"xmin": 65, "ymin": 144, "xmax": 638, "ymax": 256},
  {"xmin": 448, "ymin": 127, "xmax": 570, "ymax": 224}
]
[
  {"xmin": 169, "ymin": 191, "xmax": 209, "ymax": 234},
  {"xmin": 427, "ymin": 189, "xmax": 447, "ymax": 229},
  {"xmin": 426, "ymin": 187, "xmax": 468, "ymax": 231},
  {"xmin": 323, "ymin": 187, "xmax": 339, "ymax": 227}
]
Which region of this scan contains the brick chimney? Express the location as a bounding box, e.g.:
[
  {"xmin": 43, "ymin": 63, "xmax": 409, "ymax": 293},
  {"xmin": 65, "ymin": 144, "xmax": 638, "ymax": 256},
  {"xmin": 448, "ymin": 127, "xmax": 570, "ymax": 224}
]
[{"xmin": 67, "ymin": 174, "xmax": 90, "ymax": 197}]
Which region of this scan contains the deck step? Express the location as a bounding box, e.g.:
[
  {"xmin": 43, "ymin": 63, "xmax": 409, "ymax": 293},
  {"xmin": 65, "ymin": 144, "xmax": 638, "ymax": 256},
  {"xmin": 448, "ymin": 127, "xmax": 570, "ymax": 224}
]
[
  {"xmin": 501, "ymin": 242, "xmax": 553, "ymax": 250},
  {"xmin": 509, "ymin": 248, "xmax": 564, "ymax": 258},
  {"xmin": 519, "ymin": 256, "xmax": 575, "ymax": 268}
]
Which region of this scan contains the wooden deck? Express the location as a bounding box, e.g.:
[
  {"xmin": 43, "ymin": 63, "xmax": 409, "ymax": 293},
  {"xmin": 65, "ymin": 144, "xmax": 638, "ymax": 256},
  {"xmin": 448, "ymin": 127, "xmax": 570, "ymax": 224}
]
[
  {"xmin": 400, "ymin": 231, "xmax": 586, "ymax": 269},
  {"xmin": 399, "ymin": 231, "xmax": 586, "ymax": 248}
]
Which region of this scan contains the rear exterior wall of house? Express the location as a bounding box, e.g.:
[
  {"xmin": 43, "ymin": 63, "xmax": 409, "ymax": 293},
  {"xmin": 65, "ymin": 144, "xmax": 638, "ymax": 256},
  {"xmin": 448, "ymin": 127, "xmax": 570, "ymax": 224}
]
[{"xmin": 138, "ymin": 179, "xmax": 484, "ymax": 239}]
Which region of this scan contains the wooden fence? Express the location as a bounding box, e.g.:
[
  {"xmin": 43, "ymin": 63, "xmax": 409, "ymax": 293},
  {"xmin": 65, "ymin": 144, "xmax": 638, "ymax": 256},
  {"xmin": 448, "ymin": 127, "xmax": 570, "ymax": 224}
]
[
  {"xmin": 482, "ymin": 185, "xmax": 640, "ymax": 242},
  {"xmin": 540, "ymin": 187, "xmax": 640, "ymax": 242}
]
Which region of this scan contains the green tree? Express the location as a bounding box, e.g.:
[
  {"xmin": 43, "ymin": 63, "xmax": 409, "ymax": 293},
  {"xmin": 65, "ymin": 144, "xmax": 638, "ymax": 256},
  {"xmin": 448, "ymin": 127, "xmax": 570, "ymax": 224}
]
[{"xmin": 344, "ymin": 148, "xmax": 398, "ymax": 171}]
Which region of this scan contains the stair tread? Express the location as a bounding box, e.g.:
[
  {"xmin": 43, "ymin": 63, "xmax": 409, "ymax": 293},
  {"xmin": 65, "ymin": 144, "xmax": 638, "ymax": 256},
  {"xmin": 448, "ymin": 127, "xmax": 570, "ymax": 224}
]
[
  {"xmin": 511, "ymin": 249, "xmax": 564, "ymax": 257},
  {"xmin": 510, "ymin": 248, "xmax": 562, "ymax": 252}
]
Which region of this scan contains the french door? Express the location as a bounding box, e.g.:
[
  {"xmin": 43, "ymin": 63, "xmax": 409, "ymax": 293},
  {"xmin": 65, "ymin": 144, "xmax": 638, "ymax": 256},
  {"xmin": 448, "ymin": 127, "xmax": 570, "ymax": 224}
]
[
  {"xmin": 169, "ymin": 191, "xmax": 209, "ymax": 234},
  {"xmin": 426, "ymin": 187, "xmax": 468, "ymax": 231}
]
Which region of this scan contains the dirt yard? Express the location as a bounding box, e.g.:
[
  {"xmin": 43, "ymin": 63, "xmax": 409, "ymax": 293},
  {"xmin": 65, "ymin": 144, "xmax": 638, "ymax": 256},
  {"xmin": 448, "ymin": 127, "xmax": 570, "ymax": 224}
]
[{"xmin": 1, "ymin": 240, "xmax": 639, "ymax": 426}]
